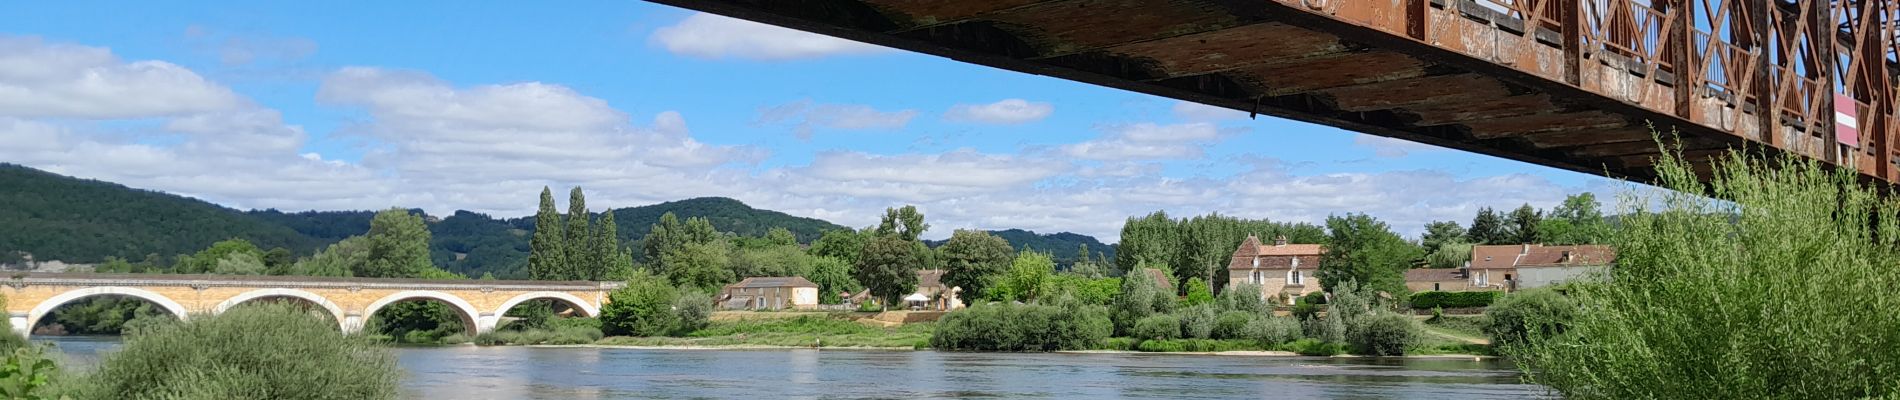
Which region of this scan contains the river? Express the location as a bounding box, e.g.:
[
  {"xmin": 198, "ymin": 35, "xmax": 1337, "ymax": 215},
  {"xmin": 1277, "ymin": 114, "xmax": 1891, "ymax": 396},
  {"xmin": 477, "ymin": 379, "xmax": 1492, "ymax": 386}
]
[{"xmin": 40, "ymin": 336, "xmax": 1548, "ymax": 399}]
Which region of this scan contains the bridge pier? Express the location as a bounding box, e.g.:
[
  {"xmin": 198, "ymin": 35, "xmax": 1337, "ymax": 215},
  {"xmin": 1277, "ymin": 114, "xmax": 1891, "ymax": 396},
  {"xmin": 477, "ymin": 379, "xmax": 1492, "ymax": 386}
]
[
  {"xmin": 476, "ymin": 313, "xmax": 499, "ymax": 335},
  {"xmin": 342, "ymin": 313, "xmax": 365, "ymax": 335},
  {"xmin": 9, "ymin": 313, "xmax": 25, "ymax": 338}
]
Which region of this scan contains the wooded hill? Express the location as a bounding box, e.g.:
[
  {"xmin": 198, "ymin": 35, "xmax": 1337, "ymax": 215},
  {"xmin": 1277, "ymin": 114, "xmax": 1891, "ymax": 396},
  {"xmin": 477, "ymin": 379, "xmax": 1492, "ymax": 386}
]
[{"xmin": 1, "ymin": 164, "xmax": 1115, "ymax": 278}]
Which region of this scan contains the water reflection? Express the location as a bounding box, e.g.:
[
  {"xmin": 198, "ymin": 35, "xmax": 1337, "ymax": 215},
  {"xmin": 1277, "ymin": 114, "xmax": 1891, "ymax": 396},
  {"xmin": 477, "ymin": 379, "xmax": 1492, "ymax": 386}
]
[{"xmin": 33, "ymin": 337, "xmax": 1545, "ymax": 399}]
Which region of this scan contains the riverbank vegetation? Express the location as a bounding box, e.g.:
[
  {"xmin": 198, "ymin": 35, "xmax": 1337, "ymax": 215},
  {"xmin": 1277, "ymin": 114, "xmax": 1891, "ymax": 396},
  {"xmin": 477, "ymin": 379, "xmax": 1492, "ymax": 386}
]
[
  {"xmin": 0, "ymin": 303, "xmax": 401, "ymax": 400},
  {"xmin": 1500, "ymin": 146, "xmax": 1900, "ymax": 399}
]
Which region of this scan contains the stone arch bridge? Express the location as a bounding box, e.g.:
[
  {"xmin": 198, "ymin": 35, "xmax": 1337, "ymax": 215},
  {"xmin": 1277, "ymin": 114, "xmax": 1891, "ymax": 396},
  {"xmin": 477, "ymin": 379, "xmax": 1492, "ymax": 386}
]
[{"xmin": 0, "ymin": 273, "xmax": 622, "ymax": 338}]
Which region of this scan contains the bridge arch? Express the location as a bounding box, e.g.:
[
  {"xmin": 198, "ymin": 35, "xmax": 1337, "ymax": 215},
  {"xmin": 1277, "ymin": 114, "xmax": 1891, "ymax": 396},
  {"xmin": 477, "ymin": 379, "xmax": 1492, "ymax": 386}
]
[
  {"xmin": 361, "ymin": 290, "xmax": 482, "ymax": 334},
  {"xmin": 493, "ymin": 291, "xmax": 600, "ymax": 319},
  {"xmin": 213, "ymin": 288, "xmax": 346, "ymax": 328},
  {"xmin": 23, "ymin": 286, "xmax": 189, "ymax": 338}
]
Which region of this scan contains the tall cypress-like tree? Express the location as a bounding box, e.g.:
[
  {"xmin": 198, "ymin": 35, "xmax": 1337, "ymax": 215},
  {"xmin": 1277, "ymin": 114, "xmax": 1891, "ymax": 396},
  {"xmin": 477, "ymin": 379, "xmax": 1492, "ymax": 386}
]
[
  {"xmin": 563, "ymin": 187, "xmax": 591, "ymax": 281},
  {"xmin": 587, "ymin": 208, "xmax": 625, "ymax": 281},
  {"xmin": 529, "ymin": 187, "xmax": 566, "ymax": 280},
  {"xmin": 1507, "ymin": 204, "xmax": 1543, "ymax": 244}
]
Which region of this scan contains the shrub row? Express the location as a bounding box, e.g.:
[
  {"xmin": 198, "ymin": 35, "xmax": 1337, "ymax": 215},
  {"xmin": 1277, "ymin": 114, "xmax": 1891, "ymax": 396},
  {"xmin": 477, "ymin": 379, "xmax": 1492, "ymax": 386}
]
[
  {"xmin": 1409, "ymin": 291, "xmax": 1500, "ymax": 309},
  {"xmin": 930, "ymin": 303, "xmax": 1111, "ymax": 351}
]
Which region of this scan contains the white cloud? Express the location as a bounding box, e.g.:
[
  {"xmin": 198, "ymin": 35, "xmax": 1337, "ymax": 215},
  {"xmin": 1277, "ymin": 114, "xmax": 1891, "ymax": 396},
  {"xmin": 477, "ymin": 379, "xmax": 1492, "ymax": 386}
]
[
  {"xmin": 0, "ymin": 35, "xmax": 1612, "ymax": 246},
  {"xmin": 0, "ymin": 36, "xmax": 244, "ymax": 118},
  {"xmin": 1353, "ymin": 134, "xmax": 1442, "ymax": 158},
  {"xmin": 944, "ymin": 99, "xmax": 1053, "ymax": 125},
  {"xmin": 757, "ymin": 99, "xmax": 917, "ymax": 139},
  {"xmin": 650, "ymin": 13, "xmax": 892, "ymax": 61},
  {"xmin": 1060, "ymin": 122, "xmax": 1236, "ymax": 161},
  {"xmin": 1171, "ymin": 101, "xmax": 1247, "ymax": 121}
]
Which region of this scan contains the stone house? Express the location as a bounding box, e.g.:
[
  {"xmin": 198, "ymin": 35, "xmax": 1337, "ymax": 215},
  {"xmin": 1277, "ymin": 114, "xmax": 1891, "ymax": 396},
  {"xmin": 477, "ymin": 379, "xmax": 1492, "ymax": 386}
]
[
  {"xmin": 1403, "ymin": 268, "xmax": 1480, "ymax": 292},
  {"xmin": 1226, "ymin": 235, "xmax": 1324, "ymax": 303},
  {"xmin": 848, "ymin": 269, "xmax": 965, "ymax": 311},
  {"xmin": 719, "ymin": 277, "xmax": 820, "ymax": 310},
  {"xmin": 1468, "ymin": 244, "xmax": 1615, "ymax": 291}
]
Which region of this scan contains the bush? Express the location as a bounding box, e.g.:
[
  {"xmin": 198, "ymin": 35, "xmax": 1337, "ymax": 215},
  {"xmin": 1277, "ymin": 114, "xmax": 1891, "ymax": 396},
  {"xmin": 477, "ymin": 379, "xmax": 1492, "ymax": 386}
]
[
  {"xmin": 1507, "ymin": 147, "xmax": 1900, "ymax": 399},
  {"xmin": 929, "ymin": 303, "xmax": 1111, "ymax": 352},
  {"xmin": 1303, "ymin": 314, "xmax": 1345, "ymax": 344},
  {"xmin": 1290, "ymin": 302, "xmax": 1321, "ymax": 321},
  {"xmin": 1211, "ymin": 311, "xmax": 1256, "ymax": 340},
  {"xmin": 1177, "ymin": 305, "xmax": 1216, "ymax": 339},
  {"xmin": 1215, "ymin": 283, "xmax": 1268, "ymax": 314},
  {"xmin": 0, "ymin": 346, "xmax": 65, "ymax": 400},
  {"xmin": 1131, "ymin": 315, "xmax": 1180, "ymax": 340},
  {"xmin": 1282, "ymin": 338, "xmax": 1344, "ymax": 356},
  {"xmin": 1482, "ymin": 288, "xmax": 1575, "ymax": 349},
  {"xmin": 1098, "ymin": 337, "xmax": 1139, "ymax": 351},
  {"xmin": 1409, "ymin": 291, "xmax": 1501, "ymax": 309},
  {"xmin": 1299, "ymin": 291, "xmax": 1327, "ymax": 305},
  {"xmin": 1346, "ymin": 312, "xmax": 1416, "ymax": 356},
  {"xmin": 671, "ymin": 290, "xmax": 713, "ymax": 335},
  {"xmin": 439, "ymin": 333, "xmax": 471, "ymax": 345},
  {"xmin": 1243, "ymin": 316, "xmax": 1302, "ymax": 345},
  {"xmin": 78, "ymin": 303, "xmax": 400, "ymax": 399},
  {"xmin": 600, "ymin": 271, "xmax": 680, "ymax": 337},
  {"xmin": 1110, "ymin": 265, "xmax": 1165, "ymax": 336},
  {"xmin": 1182, "ymin": 277, "xmax": 1213, "ymax": 307}
]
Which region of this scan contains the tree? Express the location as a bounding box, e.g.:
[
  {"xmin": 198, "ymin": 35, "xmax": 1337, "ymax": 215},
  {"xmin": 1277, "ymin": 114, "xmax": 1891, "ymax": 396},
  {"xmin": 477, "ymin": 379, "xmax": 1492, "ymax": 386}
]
[
  {"xmin": 599, "ymin": 270, "xmax": 679, "ymax": 337},
  {"xmin": 854, "ymin": 235, "xmax": 919, "ymax": 308},
  {"xmin": 175, "ymin": 238, "xmax": 263, "ymax": 274},
  {"xmin": 292, "ymin": 236, "xmax": 365, "ymax": 277},
  {"xmin": 990, "ymin": 251, "xmax": 1055, "ymax": 303},
  {"xmin": 874, "ymin": 205, "xmax": 929, "ymax": 242},
  {"xmin": 1540, "ymin": 193, "xmax": 1610, "ymax": 245},
  {"xmin": 803, "ymin": 256, "xmax": 859, "ymax": 304},
  {"xmin": 1176, "ymin": 214, "xmax": 1244, "ymax": 294},
  {"xmin": 1115, "ymin": 211, "xmax": 1179, "ymax": 276},
  {"xmin": 1182, "ymin": 277, "xmax": 1214, "ymax": 307},
  {"xmin": 1110, "ymin": 262, "xmax": 1167, "ymax": 336},
  {"xmin": 1425, "ymin": 242, "xmax": 1474, "ymax": 269},
  {"xmin": 564, "ymin": 187, "xmax": 592, "ymax": 279},
  {"xmin": 939, "ymin": 230, "xmax": 1014, "ymax": 305},
  {"xmin": 529, "ymin": 187, "xmax": 567, "ymax": 280},
  {"xmin": 662, "ymin": 241, "xmax": 734, "ymax": 292},
  {"xmin": 808, "ymin": 229, "xmax": 869, "ymax": 264},
  {"xmin": 1466, "ymin": 207, "xmax": 1508, "ymax": 245},
  {"xmin": 1317, "ymin": 213, "xmax": 1421, "ymax": 296},
  {"xmin": 764, "ymin": 227, "xmax": 797, "ymax": 247},
  {"xmin": 1419, "ymin": 220, "xmax": 1465, "ymax": 254},
  {"xmin": 262, "ymin": 247, "xmax": 294, "ymax": 275},
  {"xmin": 583, "ymin": 208, "xmax": 632, "ymax": 281},
  {"xmin": 641, "ymin": 212, "xmax": 684, "ymax": 265},
  {"xmin": 211, "ymin": 252, "xmax": 266, "ymax": 275},
  {"xmin": 359, "ymin": 209, "xmax": 433, "ymax": 278},
  {"xmin": 1506, "ymin": 204, "xmax": 1543, "ymax": 244},
  {"xmin": 730, "ymin": 245, "xmax": 810, "ymax": 278}
]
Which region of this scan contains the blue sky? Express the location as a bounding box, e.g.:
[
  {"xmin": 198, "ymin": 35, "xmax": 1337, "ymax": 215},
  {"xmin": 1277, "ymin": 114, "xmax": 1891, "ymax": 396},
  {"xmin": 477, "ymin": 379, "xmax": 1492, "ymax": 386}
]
[{"xmin": 0, "ymin": 1, "xmax": 1622, "ymax": 240}]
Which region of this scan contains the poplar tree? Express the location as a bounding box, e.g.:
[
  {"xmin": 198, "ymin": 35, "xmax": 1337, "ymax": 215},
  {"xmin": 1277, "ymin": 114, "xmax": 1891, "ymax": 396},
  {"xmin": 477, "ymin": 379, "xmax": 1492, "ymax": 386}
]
[
  {"xmin": 1114, "ymin": 211, "xmax": 1179, "ymax": 277},
  {"xmin": 529, "ymin": 187, "xmax": 566, "ymax": 280},
  {"xmin": 588, "ymin": 208, "xmax": 630, "ymax": 281},
  {"xmin": 563, "ymin": 187, "xmax": 591, "ymax": 280}
]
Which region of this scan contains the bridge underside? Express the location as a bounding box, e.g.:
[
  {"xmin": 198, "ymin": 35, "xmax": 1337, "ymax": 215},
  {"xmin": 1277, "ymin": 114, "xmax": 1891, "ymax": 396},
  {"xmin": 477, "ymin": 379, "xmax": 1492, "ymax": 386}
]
[{"xmin": 650, "ymin": 0, "xmax": 1900, "ymax": 185}]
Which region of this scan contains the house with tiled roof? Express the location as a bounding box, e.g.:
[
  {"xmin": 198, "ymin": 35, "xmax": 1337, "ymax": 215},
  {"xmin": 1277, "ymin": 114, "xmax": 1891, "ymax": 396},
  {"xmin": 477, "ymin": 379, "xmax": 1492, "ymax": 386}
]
[
  {"xmin": 1403, "ymin": 268, "xmax": 1478, "ymax": 292},
  {"xmin": 1468, "ymin": 244, "xmax": 1615, "ymax": 291},
  {"xmin": 719, "ymin": 277, "xmax": 820, "ymax": 310},
  {"xmin": 847, "ymin": 269, "xmax": 965, "ymax": 311},
  {"xmin": 1226, "ymin": 235, "xmax": 1324, "ymax": 303}
]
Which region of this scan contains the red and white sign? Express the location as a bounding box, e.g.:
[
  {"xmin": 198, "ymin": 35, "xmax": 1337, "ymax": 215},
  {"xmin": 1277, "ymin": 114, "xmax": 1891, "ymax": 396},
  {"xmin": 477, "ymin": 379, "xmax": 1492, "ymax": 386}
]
[{"xmin": 1836, "ymin": 93, "xmax": 1861, "ymax": 147}]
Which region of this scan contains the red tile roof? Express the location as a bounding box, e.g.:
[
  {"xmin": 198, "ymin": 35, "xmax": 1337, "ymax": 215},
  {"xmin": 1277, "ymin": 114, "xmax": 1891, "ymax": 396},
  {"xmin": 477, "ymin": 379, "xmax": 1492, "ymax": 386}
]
[{"xmin": 1469, "ymin": 244, "xmax": 1615, "ymax": 269}]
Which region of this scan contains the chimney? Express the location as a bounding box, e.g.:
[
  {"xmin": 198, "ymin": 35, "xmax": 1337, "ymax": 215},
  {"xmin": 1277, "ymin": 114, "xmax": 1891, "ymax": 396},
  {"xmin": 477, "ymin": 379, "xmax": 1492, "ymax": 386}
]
[
  {"xmin": 1274, "ymin": 235, "xmax": 1288, "ymax": 246},
  {"xmin": 1521, "ymin": 244, "xmax": 1531, "ymax": 254}
]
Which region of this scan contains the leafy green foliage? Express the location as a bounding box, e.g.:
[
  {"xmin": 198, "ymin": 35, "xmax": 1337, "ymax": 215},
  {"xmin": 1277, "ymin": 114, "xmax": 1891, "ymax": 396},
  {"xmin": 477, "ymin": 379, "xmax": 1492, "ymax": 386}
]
[
  {"xmin": 1481, "ymin": 288, "xmax": 1575, "ymax": 349},
  {"xmin": 930, "ymin": 302, "xmax": 1112, "ymax": 352},
  {"xmin": 358, "ymin": 209, "xmax": 433, "ymax": 278},
  {"xmin": 660, "ymin": 241, "xmax": 734, "ymax": 293},
  {"xmin": 854, "ymin": 234, "xmax": 920, "ymax": 307},
  {"xmin": 43, "ymin": 296, "xmax": 168, "ymax": 335},
  {"xmin": 1131, "ymin": 315, "xmax": 1181, "ymax": 340},
  {"xmin": 1505, "ymin": 146, "xmax": 1900, "ymax": 399},
  {"xmin": 1181, "ymin": 277, "xmax": 1213, "ymax": 307},
  {"xmin": 79, "ymin": 303, "xmax": 399, "ymax": 400},
  {"xmin": 1177, "ymin": 304, "xmax": 1216, "ymax": 339},
  {"xmin": 927, "ymin": 229, "xmax": 1116, "ymax": 269},
  {"xmin": 1537, "ymin": 193, "xmax": 1611, "ymax": 245},
  {"xmin": 1424, "ymin": 242, "xmax": 1473, "ymax": 269},
  {"xmin": 1114, "ymin": 211, "xmax": 1179, "ymax": 277},
  {"xmin": 803, "ymin": 256, "xmax": 859, "ymax": 304},
  {"xmin": 0, "ymin": 346, "xmax": 64, "ymax": 400},
  {"xmin": 1347, "ymin": 312, "xmax": 1416, "ymax": 356},
  {"xmin": 808, "ymin": 229, "xmax": 870, "ymax": 265},
  {"xmin": 873, "ymin": 205, "xmax": 929, "ymax": 242},
  {"xmin": 1505, "ymin": 204, "xmax": 1542, "ymax": 244},
  {"xmin": 1109, "ymin": 265, "xmax": 1164, "ymax": 335},
  {"xmin": 1046, "ymin": 275, "xmax": 1119, "ymax": 306},
  {"xmin": 1317, "ymin": 214, "xmax": 1420, "ymax": 296},
  {"xmin": 1409, "ymin": 291, "xmax": 1501, "ymax": 309},
  {"xmin": 1419, "ymin": 220, "xmax": 1465, "ymax": 255},
  {"xmin": 599, "ymin": 271, "xmax": 682, "ymax": 337},
  {"xmin": 939, "ymin": 230, "xmax": 1014, "ymax": 304},
  {"xmin": 1214, "ymin": 283, "xmax": 1267, "ymax": 315},
  {"xmin": 987, "ymin": 251, "xmax": 1055, "ymax": 303}
]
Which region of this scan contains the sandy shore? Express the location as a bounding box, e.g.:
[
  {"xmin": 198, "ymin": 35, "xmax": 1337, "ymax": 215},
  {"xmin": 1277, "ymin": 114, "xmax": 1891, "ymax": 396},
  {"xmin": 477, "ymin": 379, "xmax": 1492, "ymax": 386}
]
[{"xmin": 516, "ymin": 344, "xmax": 1496, "ymax": 359}]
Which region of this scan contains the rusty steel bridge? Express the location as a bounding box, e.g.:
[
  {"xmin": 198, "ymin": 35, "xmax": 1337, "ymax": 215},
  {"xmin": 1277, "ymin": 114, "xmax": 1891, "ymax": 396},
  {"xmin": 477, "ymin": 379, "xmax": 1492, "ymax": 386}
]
[{"xmin": 648, "ymin": 0, "xmax": 1900, "ymax": 184}]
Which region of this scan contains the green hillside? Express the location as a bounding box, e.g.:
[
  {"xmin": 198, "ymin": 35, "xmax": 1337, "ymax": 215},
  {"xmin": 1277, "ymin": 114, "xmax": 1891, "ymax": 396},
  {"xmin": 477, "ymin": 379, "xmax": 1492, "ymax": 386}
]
[
  {"xmin": 0, "ymin": 164, "xmax": 325, "ymax": 264},
  {"xmin": 608, "ymin": 197, "xmax": 846, "ymax": 244},
  {"xmin": 928, "ymin": 229, "xmax": 1116, "ymax": 267}
]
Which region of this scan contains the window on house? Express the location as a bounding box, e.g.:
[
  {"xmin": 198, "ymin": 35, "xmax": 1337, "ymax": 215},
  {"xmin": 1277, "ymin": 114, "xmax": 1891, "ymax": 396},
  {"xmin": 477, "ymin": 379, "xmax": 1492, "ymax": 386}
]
[
  {"xmin": 1251, "ymin": 257, "xmax": 1259, "ymax": 268},
  {"xmin": 1505, "ymin": 274, "xmax": 1513, "ymax": 281},
  {"xmin": 1434, "ymin": 283, "xmax": 1441, "ymax": 291}
]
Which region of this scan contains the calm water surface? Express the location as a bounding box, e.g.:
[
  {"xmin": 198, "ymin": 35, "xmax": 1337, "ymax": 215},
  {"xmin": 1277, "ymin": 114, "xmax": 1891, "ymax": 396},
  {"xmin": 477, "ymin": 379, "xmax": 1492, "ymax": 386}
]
[{"xmin": 39, "ymin": 337, "xmax": 1547, "ymax": 399}]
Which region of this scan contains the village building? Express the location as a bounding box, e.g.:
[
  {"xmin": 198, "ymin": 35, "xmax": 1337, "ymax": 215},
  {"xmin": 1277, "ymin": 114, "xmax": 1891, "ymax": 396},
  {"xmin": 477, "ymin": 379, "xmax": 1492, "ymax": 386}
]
[
  {"xmin": 1467, "ymin": 244, "xmax": 1615, "ymax": 291},
  {"xmin": 1226, "ymin": 235, "xmax": 1324, "ymax": 303},
  {"xmin": 1403, "ymin": 268, "xmax": 1478, "ymax": 292},
  {"xmin": 848, "ymin": 269, "xmax": 966, "ymax": 311},
  {"xmin": 718, "ymin": 277, "xmax": 820, "ymax": 310}
]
